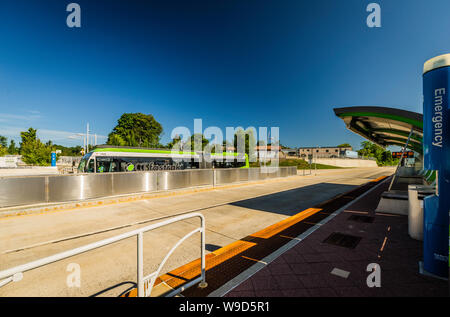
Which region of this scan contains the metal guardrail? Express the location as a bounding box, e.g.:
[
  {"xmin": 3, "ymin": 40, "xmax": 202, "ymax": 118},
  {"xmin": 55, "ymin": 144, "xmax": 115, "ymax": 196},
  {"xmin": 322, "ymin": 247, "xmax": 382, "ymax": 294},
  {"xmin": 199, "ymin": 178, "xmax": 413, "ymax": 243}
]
[
  {"xmin": 0, "ymin": 212, "xmax": 207, "ymax": 297},
  {"xmin": 0, "ymin": 167, "xmax": 297, "ymax": 208}
]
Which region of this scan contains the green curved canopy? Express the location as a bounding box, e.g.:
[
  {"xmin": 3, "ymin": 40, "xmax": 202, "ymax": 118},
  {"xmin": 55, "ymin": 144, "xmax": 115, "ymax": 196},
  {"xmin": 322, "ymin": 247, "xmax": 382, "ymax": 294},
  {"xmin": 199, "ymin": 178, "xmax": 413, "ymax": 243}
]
[{"xmin": 333, "ymin": 106, "xmax": 423, "ymax": 153}]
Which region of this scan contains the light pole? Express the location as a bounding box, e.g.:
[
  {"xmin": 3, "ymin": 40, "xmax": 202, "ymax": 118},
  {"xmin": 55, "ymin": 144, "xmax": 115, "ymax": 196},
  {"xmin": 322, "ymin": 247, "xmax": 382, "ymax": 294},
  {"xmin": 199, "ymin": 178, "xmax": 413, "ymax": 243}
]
[{"xmin": 86, "ymin": 123, "xmax": 90, "ymax": 153}]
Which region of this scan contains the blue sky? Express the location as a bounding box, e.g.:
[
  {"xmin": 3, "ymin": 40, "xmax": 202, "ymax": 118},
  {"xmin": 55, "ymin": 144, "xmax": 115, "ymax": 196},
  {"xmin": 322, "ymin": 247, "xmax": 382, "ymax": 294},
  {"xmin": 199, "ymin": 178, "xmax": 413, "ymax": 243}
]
[{"xmin": 0, "ymin": 0, "xmax": 449, "ymax": 150}]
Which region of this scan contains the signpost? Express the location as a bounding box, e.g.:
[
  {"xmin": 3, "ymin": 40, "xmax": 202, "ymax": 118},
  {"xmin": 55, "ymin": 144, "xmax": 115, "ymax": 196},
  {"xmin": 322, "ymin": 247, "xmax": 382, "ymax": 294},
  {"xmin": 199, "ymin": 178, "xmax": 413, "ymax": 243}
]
[{"xmin": 308, "ymin": 154, "xmax": 312, "ymax": 175}]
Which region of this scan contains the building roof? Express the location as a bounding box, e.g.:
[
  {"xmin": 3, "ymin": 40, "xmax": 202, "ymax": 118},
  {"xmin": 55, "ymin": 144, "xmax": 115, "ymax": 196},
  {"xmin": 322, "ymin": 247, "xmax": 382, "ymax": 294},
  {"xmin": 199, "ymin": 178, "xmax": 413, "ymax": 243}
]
[
  {"xmin": 297, "ymin": 146, "xmax": 352, "ymax": 149},
  {"xmin": 255, "ymin": 145, "xmax": 281, "ymax": 151},
  {"xmin": 333, "ymin": 106, "xmax": 423, "ymax": 153}
]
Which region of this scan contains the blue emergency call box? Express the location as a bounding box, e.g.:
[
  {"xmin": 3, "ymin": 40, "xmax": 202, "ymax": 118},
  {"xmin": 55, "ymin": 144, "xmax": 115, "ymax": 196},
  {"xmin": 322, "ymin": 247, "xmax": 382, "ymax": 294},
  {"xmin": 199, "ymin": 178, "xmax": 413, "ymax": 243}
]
[{"xmin": 422, "ymin": 54, "xmax": 450, "ymax": 278}]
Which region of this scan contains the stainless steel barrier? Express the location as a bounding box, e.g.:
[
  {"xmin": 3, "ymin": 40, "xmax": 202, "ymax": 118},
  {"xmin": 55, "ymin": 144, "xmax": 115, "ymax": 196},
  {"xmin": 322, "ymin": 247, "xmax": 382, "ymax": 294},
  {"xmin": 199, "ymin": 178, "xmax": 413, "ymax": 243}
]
[
  {"xmin": 0, "ymin": 167, "xmax": 297, "ymax": 208},
  {"xmin": 189, "ymin": 169, "xmax": 214, "ymax": 187},
  {"xmin": 112, "ymin": 172, "xmax": 158, "ymax": 196},
  {"xmin": 48, "ymin": 173, "xmax": 113, "ymax": 202},
  {"xmin": 0, "ymin": 176, "xmax": 46, "ymax": 207},
  {"xmin": 215, "ymin": 168, "xmax": 239, "ymax": 185}
]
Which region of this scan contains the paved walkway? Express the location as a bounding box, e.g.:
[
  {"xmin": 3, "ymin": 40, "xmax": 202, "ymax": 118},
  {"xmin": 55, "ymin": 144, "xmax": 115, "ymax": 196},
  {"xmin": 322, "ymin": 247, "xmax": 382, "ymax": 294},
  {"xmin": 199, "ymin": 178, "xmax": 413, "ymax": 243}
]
[{"xmin": 225, "ymin": 177, "xmax": 448, "ymax": 297}]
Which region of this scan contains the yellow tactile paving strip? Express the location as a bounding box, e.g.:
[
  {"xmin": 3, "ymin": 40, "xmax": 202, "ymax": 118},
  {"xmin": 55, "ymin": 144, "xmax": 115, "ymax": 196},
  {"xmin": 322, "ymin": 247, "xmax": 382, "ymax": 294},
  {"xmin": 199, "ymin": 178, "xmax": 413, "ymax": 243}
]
[
  {"xmin": 120, "ymin": 208, "xmax": 322, "ymax": 297},
  {"xmin": 249, "ymin": 208, "xmax": 322, "ymax": 239},
  {"xmin": 121, "ymin": 240, "xmax": 256, "ymax": 297}
]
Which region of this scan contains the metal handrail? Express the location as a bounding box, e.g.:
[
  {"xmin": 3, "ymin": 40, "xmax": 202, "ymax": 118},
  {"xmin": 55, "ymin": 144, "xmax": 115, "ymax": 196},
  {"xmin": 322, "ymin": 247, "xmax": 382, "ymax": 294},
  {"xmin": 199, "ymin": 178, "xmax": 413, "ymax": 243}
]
[{"xmin": 0, "ymin": 212, "xmax": 207, "ymax": 297}]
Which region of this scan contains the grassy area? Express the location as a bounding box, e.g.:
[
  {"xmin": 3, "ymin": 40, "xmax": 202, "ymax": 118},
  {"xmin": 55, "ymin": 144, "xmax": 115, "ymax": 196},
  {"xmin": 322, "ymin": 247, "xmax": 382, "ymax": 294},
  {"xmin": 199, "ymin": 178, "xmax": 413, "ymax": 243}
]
[{"xmin": 250, "ymin": 158, "xmax": 342, "ymax": 169}]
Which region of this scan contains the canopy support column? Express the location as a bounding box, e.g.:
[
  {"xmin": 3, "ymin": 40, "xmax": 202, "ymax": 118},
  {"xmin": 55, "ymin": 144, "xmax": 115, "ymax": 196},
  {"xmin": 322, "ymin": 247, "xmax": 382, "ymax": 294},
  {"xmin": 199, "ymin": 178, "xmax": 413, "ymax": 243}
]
[{"xmin": 388, "ymin": 127, "xmax": 414, "ymax": 191}]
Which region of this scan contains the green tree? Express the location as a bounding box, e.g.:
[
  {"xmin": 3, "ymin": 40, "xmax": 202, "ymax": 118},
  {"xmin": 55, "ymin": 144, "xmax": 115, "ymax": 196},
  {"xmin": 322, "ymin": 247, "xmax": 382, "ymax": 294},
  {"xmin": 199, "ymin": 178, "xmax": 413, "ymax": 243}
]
[
  {"xmin": 233, "ymin": 128, "xmax": 256, "ymax": 161},
  {"xmin": 8, "ymin": 140, "xmax": 19, "ymax": 155},
  {"xmin": 337, "ymin": 143, "xmax": 352, "ymax": 148},
  {"xmin": 107, "ymin": 133, "xmax": 126, "ymax": 146},
  {"xmin": 189, "ymin": 133, "xmax": 209, "ymax": 151},
  {"xmin": 53, "ymin": 144, "xmax": 84, "ymax": 156},
  {"xmin": 107, "ymin": 113, "xmax": 163, "ymax": 147},
  {"xmin": 166, "ymin": 135, "xmax": 181, "ymax": 149},
  {"xmin": 0, "ymin": 135, "xmax": 7, "ymax": 148},
  {"xmin": 357, "ymin": 141, "xmax": 398, "ymax": 166},
  {"xmin": 0, "ymin": 135, "xmax": 7, "ymax": 156},
  {"xmin": 20, "ymin": 128, "xmax": 53, "ymax": 166}
]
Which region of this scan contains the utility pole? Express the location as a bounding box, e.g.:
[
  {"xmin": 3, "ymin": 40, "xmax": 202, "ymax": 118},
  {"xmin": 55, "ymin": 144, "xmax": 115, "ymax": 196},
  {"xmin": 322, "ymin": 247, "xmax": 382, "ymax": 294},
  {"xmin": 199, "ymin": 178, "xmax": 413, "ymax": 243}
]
[
  {"xmin": 315, "ymin": 145, "xmax": 318, "ymax": 175},
  {"xmin": 83, "ymin": 134, "xmax": 86, "ymax": 155},
  {"xmin": 86, "ymin": 123, "xmax": 90, "ymax": 153}
]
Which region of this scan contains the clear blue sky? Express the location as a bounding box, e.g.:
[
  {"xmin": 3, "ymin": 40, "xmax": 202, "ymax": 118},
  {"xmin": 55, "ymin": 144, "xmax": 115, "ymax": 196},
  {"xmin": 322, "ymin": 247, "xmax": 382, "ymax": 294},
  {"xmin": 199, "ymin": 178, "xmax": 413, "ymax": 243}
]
[{"xmin": 0, "ymin": 0, "xmax": 449, "ymax": 150}]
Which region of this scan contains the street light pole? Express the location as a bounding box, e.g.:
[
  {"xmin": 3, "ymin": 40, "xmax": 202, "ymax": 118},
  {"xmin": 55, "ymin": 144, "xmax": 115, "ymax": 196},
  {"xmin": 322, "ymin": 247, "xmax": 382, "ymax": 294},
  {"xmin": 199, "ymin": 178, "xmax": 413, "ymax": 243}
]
[{"xmin": 86, "ymin": 123, "xmax": 90, "ymax": 153}]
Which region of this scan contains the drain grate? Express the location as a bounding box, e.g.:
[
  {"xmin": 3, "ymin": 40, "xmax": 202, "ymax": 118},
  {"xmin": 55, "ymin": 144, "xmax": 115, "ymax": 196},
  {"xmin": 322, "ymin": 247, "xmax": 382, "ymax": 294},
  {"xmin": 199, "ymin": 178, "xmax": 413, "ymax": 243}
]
[
  {"xmin": 322, "ymin": 232, "xmax": 362, "ymax": 249},
  {"xmin": 347, "ymin": 214, "xmax": 374, "ymax": 223}
]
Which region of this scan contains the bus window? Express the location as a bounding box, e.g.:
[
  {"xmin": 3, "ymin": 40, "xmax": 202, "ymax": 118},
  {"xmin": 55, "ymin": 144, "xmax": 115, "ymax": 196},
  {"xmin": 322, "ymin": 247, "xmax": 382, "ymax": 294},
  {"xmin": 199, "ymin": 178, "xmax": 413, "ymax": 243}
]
[
  {"xmin": 87, "ymin": 159, "xmax": 95, "ymax": 173},
  {"xmin": 77, "ymin": 153, "xmax": 92, "ymax": 173},
  {"xmin": 96, "ymin": 157, "xmax": 112, "ymax": 173},
  {"xmin": 97, "ymin": 162, "xmax": 105, "ymax": 173},
  {"xmin": 109, "ymin": 161, "xmax": 118, "ymax": 172}
]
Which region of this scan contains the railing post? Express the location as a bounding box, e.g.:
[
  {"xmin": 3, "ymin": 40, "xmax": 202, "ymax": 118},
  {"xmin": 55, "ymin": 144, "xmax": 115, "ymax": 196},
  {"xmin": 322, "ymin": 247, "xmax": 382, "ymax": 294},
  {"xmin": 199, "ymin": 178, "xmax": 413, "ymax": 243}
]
[
  {"xmin": 198, "ymin": 216, "xmax": 208, "ymax": 289},
  {"xmin": 137, "ymin": 232, "xmax": 144, "ymax": 297}
]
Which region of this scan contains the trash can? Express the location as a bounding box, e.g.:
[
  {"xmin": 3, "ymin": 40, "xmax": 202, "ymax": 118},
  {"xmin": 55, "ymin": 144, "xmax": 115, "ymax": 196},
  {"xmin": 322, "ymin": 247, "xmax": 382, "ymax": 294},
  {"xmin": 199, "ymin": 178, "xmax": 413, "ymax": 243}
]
[{"xmin": 408, "ymin": 185, "xmax": 435, "ymax": 240}]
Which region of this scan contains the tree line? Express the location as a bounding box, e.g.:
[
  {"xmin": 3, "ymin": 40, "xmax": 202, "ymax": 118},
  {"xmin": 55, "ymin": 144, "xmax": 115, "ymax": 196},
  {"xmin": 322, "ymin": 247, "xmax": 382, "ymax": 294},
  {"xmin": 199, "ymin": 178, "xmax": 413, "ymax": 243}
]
[
  {"xmin": 106, "ymin": 113, "xmax": 258, "ymax": 161},
  {"xmin": 0, "ymin": 113, "xmax": 259, "ymax": 165},
  {"xmin": 0, "ymin": 113, "xmax": 399, "ymax": 167},
  {"xmin": 357, "ymin": 141, "xmax": 399, "ymax": 166},
  {"xmin": 0, "ymin": 128, "xmax": 84, "ymax": 166}
]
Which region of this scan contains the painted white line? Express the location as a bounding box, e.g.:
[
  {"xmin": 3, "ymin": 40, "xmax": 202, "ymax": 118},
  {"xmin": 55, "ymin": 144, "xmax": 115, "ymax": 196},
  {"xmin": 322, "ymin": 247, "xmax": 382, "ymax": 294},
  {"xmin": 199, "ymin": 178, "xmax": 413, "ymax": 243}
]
[{"xmin": 208, "ymin": 176, "xmax": 391, "ymax": 297}]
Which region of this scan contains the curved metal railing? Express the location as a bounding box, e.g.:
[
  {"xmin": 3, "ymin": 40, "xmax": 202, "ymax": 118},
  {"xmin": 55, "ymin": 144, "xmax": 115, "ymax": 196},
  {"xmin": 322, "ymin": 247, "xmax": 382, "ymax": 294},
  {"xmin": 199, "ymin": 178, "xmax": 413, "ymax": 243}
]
[{"xmin": 0, "ymin": 212, "xmax": 207, "ymax": 297}]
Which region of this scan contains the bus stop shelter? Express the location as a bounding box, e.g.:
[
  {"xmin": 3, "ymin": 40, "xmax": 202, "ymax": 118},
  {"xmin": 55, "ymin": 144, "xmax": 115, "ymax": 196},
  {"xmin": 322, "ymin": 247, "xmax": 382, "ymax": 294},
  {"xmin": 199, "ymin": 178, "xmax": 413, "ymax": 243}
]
[
  {"xmin": 334, "ymin": 106, "xmax": 427, "ymax": 216},
  {"xmin": 333, "ymin": 106, "xmax": 423, "ymax": 154}
]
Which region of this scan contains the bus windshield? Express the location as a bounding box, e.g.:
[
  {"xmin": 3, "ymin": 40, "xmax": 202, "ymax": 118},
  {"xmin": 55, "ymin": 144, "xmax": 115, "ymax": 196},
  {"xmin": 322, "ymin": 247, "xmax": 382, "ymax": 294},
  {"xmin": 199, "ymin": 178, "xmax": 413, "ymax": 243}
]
[{"xmin": 77, "ymin": 153, "xmax": 92, "ymax": 173}]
